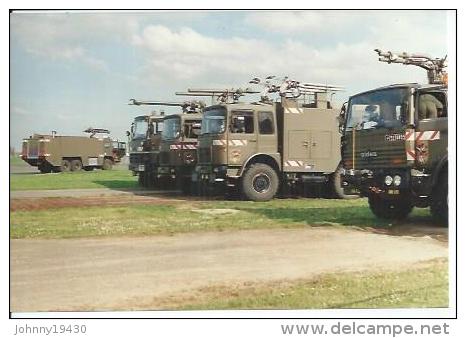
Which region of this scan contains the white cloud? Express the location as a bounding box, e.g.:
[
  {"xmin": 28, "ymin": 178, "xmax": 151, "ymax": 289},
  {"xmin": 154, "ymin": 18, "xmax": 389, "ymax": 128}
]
[
  {"xmin": 245, "ymin": 11, "xmax": 355, "ymax": 34},
  {"xmin": 10, "ymin": 13, "xmax": 140, "ymax": 70},
  {"xmin": 131, "ymin": 22, "xmax": 446, "ymax": 97}
]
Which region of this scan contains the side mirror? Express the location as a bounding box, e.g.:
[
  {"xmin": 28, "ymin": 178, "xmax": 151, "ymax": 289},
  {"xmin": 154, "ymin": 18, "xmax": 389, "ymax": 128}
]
[{"xmin": 126, "ymin": 131, "xmax": 130, "ymax": 137}]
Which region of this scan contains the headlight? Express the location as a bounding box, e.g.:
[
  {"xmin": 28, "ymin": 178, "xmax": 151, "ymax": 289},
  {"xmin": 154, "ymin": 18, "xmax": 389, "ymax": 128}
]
[
  {"xmin": 393, "ymin": 175, "xmax": 402, "ymax": 186},
  {"xmin": 137, "ymin": 146, "xmax": 143, "ymax": 151},
  {"xmin": 384, "ymin": 175, "xmax": 393, "ymax": 186}
]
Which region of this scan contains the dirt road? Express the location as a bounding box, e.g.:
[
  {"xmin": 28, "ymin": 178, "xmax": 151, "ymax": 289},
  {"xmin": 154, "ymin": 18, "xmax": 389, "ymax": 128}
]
[{"xmin": 10, "ymin": 227, "xmax": 448, "ymax": 312}]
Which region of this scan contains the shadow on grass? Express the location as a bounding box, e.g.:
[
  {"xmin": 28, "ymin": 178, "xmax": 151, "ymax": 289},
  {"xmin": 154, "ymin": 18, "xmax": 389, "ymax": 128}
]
[
  {"xmin": 91, "ymin": 180, "xmax": 139, "ymax": 190},
  {"xmin": 236, "ymin": 205, "xmax": 447, "ymax": 241}
]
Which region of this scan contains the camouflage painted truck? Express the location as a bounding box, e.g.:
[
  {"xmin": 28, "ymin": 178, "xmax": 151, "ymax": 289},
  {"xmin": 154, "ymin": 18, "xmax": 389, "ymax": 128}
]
[
  {"xmin": 340, "ymin": 49, "xmax": 448, "ymax": 224},
  {"xmin": 129, "ymin": 100, "xmax": 205, "ymax": 192},
  {"xmin": 127, "ymin": 111, "xmax": 164, "ymax": 187},
  {"xmin": 191, "ymin": 79, "xmax": 355, "ymax": 201},
  {"xmin": 21, "ymin": 128, "xmax": 126, "ymax": 173}
]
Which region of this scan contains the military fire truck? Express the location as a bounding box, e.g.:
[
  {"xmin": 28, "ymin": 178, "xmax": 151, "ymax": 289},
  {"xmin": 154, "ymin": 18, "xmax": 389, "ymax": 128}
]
[
  {"xmin": 129, "ymin": 100, "xmax": 205, "ymax": 192},
  {"xmin": 127, "ymin": 110, "xmax": 164, "ymax": 187},
  {"xmin": 340, "ymin": 49, "xmax": 448, "ymax": 224},
  {"xmin": 21, "ymin": 128, "xmax": 126, "ymax": 173},
  {"xmin": 191, "ymin": 78, "xmax": 354, "ymax": 201}
]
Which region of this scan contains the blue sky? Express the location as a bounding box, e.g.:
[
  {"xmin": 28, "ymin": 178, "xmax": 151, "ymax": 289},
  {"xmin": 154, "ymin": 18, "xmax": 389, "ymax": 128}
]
[{"xmin": 10, "ymin": 10, "xmax": 451, "ymax": 150}]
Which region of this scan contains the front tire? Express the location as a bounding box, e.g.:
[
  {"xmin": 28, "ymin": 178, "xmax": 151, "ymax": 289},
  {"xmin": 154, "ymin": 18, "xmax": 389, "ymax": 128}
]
[
  {"xmin": 331, "ymin": 164, "xmax": 359, "ymax": 199},
  {"xmin": 431, "ymin": 171, "xmax": 448, "ymax": 226},
  {"xmin": 241, "ymin": 163, "xmax": 278, "ymax": 201},
  {"xmin": 102, "ymin": 158, "xmax": 113, "ymax": 170},
  {"xmin": 38, "ymin": 163, "xmax": 52, "ymax": 173},
  {"xmin": 368, "ymin": 193, "xmax": 413, "ymax": 220}
]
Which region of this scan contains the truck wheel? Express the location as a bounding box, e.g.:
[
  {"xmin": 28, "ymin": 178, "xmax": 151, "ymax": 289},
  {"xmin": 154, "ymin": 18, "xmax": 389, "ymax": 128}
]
[
  {"xmin": 368, "ymin": 193, "xmax": 413, "ymax": 220},
  {"xmin": 138, "ymin": 173, "xmax": 146, "ymax": 187},
  {"xmin": 61, "ymin": 159, "xmax": 71, "ymax": 172},
  {"xmin": 102, "ymin": 159, "xmax": 113, "ymax": 170},
  {"xmin": 38, "ymin": 163, "xmax": 52, "ymax": 173},
  {"xmin": 332, "ymin": 164, "xmax": 359, "ymax": 199},
  {"xmin": 430, "ymin": 171, "xmax": 448, "ymax": 226},
  {"xmin": 241, "ymin": 163, "xmax": 278, "ymax": 201},
  {"xmin": 84, "ymin": 166, "xmax": 94, "ymax": 171},
  {"xmin": 70, "ymin": 159, "xmax": 83, "ymax": 171}
]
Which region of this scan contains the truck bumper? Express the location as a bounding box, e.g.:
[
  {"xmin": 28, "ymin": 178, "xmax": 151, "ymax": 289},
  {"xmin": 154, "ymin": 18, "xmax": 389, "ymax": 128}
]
[
  {"xmin": 129, "ymin": 163, "xmax": 145, "ymax": 172},
  {"xmin": 341, "ymin": 168, "xmax": 415, "ymax": 199},
  {"xmin": 341, "ymin": 168, "xmax": 431, "ymax": 199},
  {"xmin": 195, "ymin": 165, "xmax": 239, "ymax": 185}
]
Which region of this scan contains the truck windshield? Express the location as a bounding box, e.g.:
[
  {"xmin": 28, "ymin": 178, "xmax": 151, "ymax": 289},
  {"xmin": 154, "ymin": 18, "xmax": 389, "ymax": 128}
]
[
  {"xmin": 133, "ymin": 119, "xmax": 148, "ymax": 139},
  {"xmin": 162, "ymin": 116, "xmax": 181, "ymax": 140},
  {"xmin": 346, "ymin": 87, "xmax": 409, "ymax": 131},
  {"xmin": 201, "ymin": 108, "xmax": 226, "ymax": 134}
]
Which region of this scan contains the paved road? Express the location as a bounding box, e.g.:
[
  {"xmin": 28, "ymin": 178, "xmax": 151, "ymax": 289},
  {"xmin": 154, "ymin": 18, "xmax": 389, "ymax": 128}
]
[{"xmin": 11, "ymin": 228, "xmax": 448, "ymax": 312}]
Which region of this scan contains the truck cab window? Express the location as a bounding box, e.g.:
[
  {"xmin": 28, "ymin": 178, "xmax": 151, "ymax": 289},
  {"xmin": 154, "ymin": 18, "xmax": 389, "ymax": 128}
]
[
  {"xmin": 259, "ymin": 111, "xmax": 274, "ymax": 134},
  {"xmin": 417, "ymin": 92, "xmax": 446, "ymax": 120},
  {"xmin": 230, "ymin": 111, "xmax": 254, "ymax": 134},
  {"xmin": 184, "ymin": 121, "xmax": 202, "ymax": 139}
]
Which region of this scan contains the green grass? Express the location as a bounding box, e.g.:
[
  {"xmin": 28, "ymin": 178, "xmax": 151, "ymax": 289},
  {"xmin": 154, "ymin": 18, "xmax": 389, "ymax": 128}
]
[
  {"xmin": 9, "ymin": 155, "xmax": 24, "ymax": 166},
  {"xmin": 170, "ymin": 259, "xmax": 448, "ymax": 310},
  {"xmin": 10, "ymin": 199, "xmax": 434, "ymax": 239},
  {"xmin": 10, "ymin": 169, "xmax": 138, "ymax": 191}
]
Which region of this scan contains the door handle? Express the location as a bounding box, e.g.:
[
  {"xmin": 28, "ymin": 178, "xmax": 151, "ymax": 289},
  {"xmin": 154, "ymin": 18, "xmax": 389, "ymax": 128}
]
[{"xmin": 302, "ymin": 141, "xmax": 309, "ymax": 147}]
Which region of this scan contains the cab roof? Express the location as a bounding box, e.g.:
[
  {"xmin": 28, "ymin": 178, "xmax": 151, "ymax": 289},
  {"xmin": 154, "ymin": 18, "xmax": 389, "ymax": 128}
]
[{"xmin": 350, "ymin": 83, "xmax": 447, "ymax": 98}]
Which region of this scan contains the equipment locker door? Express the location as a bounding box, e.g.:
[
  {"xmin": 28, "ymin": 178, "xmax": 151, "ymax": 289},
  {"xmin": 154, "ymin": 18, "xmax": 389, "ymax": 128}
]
[{"xmin": 288, "ymin": 130, "xmax": 312, "ymax": 159}]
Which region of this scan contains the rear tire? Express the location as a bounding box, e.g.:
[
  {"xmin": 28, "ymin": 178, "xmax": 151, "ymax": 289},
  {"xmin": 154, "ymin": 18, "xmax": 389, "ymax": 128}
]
[
  {"xmin": 430, "ymin": 171, "xmax": 448, "ymax": 226},
  {"xmin": 61, "ymin": 159, "xmax": 71, "ymax": 172},
  {"xmin": 368, "ymin": 193, "xmax": 413, "ymax": 220},
  {"xmin": 102, "ymin": 158, "xmax": 113, "ymax": 170},
  {"xmin": 241, "ymin": 163, "xmax": 278, "ymax": 201},
  {"xmin": 70, "ymin": 159, "xmax": 83, "ymax": 172},
  {"xmin": 332, "ymin": 164, "xmax": 359, "ymax": 199}
]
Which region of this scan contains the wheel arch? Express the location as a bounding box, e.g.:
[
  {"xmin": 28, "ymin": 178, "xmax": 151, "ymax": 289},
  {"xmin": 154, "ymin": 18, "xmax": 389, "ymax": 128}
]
[{"xmin": 239, "ymin": 153, "xmax": 281, "ymax": 177}]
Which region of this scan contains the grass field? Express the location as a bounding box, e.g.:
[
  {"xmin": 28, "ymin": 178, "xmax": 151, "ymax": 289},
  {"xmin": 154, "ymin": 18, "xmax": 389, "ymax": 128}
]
[
  {"xmin": 166, "ymin": 258, "xmax": 448, "ymax": 310},
  {"xmin": 10, "ymin": 199, "xmax": 433, "ymax": 239},
  {"xmin": 10, "ymin": 169, "xmax": 138, "ymax": 191},
  {"xmin": 9, "ymin": 155, "xmax": 24, "ymax": 166}
]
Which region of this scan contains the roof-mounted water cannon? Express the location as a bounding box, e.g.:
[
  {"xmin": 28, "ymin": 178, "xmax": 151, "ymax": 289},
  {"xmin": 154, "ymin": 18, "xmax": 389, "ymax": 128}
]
[
  {"xmin": 250, "ymin": 76, "xmax": 344, "ymax": 104},
  {"xmin": 129, "ymin": 99, "xmax": 206, "ymax": 113},
  {"xmin": 374, "ymin": 49, "xmax": 448, "ymax": 85},
  {"xmin": 83, "ymin": 127, "xmax": 110, "ymax": 138},
  {"xmin": 175, "ymin": 87, "xmax": 260, "ymax": 104}
]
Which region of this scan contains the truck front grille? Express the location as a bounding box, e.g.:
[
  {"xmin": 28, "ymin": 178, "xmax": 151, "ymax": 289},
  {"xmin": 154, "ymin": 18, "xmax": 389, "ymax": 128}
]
[
  {"xmin": 199, "ymin": 147, "xmax": 211, "ymax": 164},
  {"xmin": 159, "ymin": 152, "xmax": 169, "ymax": 165},
  {"xmin": 129, "ymin": 153, "xmax": 144, "ymax": 165}
]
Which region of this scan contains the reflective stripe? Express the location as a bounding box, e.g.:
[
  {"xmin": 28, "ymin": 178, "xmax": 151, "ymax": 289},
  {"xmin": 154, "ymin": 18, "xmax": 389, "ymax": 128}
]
[
  {"xmin": 406, "ymin": 130, "xmax": 440, "ymax": 141},
  {"xmin": 285, "ymin": 160, "xmax": 304, "ymax": 167},
  {"xmin": 284, "ymin": 107, "xmax": 302, "ymax": 114},
  {"xmin": 406, "ymin": 150, "xmax": 416, "ymax": 161},
  {"xmin": 228, "ymin": 139, "xmax": 248, "ymax": 146}
]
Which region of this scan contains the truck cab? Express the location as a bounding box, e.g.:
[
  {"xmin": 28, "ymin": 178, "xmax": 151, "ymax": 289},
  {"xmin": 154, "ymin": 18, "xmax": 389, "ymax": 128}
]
[
  {"xmin": 158, "ymin": 112, "xmax": 202, "ymax": 191},
  {"xmin": 128, "ymin": 114, "xmax": 164, "ymax": 187},
  {"xmin": 341, "ymin": 83, "xmax": 448, "ymax": 222}
]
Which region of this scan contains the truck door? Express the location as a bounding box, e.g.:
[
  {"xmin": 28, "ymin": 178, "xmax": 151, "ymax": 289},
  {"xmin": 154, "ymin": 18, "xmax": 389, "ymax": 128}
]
[
  {"xmin": 257, "ymin": 110, "xmax": 277, "ymax": 153},
  {"xmin": 228, "ymin": 110, "xmax": 257, "ymax": 165}
]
